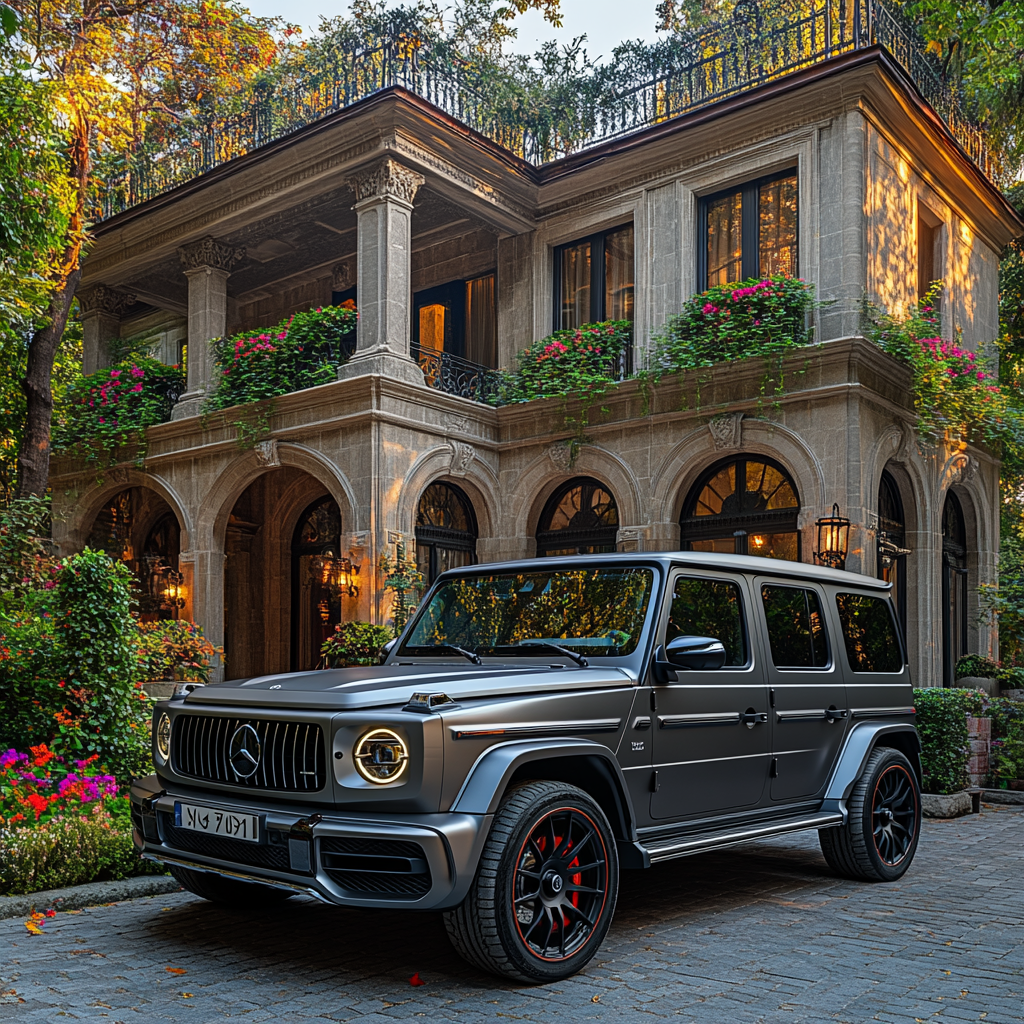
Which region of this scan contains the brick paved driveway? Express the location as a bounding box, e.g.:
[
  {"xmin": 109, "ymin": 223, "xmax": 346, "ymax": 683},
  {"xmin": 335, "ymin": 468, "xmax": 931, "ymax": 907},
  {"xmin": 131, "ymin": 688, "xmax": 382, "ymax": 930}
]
[{"xmin": 2, "ymin": 804, "xmax": 1022, "ymax": 1023}]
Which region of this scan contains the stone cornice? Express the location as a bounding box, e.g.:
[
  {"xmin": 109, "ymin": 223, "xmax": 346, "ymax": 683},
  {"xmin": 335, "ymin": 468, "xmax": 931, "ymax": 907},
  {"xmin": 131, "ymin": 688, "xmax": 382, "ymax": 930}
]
[
  {"xmin": 178, "ymin": 236, "xmax": 246, "ymax": 273},
  {"xmin": 77, "ymin": 284, "xmax": 137, "ymax": 317},
  {"xmin": 350, "ymin": 158, "xmax": 424, "ymax": 206}
]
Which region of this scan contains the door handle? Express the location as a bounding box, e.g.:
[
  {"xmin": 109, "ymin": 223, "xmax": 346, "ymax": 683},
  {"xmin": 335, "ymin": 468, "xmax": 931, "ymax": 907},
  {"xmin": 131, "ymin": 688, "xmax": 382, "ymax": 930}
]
[
  {"xmin": 739, "ymin": 710, "xmax": 768, "ymax": 728},
  {"xmin": 824, "ymin": 707, "xmax": 849, "ymax": 722}
]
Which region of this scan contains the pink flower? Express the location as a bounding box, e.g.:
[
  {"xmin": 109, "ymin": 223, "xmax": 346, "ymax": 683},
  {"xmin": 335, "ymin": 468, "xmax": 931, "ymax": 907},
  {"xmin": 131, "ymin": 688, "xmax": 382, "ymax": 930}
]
[
  {"xmin": 109, "ymin": 370, "xmax": 120, "ymax": 379},
  {"xmin": 131, "ymin": 383, "xmax": 143, "ymax": 392}
]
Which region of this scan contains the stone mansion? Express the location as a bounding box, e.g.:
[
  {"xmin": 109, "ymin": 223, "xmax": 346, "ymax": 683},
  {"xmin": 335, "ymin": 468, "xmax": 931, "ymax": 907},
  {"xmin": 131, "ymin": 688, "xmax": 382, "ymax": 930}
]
[{"xmin": 53, "ymin": 8, "xmax": 1023, "ymax": 688}]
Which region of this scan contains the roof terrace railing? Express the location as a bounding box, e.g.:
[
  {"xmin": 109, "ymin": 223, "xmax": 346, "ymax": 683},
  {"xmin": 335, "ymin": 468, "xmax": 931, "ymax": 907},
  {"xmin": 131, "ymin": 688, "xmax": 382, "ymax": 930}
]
[{"xmin": 94, "ymin": 0, "xmax": 992, "ymax": 222}]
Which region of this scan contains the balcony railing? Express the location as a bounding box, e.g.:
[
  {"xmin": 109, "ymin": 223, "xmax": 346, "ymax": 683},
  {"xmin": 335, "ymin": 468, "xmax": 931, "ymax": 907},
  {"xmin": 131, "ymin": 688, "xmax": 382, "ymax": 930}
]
[
  {"xmin": 94, "ymin": 0, "xmax": 993, "ymax": 222},
  {"xmin": 412, "ymin": 345, "xmax": 501, "ymax": 403}
]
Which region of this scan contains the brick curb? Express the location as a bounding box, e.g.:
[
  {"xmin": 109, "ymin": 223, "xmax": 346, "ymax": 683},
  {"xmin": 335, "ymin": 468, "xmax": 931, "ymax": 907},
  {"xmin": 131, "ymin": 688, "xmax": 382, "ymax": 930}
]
[{"xmin": 0, "ymin": 874, "xmax": 180, "ymax": 921}]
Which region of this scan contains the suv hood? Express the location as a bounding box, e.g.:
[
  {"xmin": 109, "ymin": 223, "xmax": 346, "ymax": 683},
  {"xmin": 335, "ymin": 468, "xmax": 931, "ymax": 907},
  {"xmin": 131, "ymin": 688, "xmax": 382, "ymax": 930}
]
[{"xmin": 181, "ymin": 663, "xmax": 636, "ymax": 711}]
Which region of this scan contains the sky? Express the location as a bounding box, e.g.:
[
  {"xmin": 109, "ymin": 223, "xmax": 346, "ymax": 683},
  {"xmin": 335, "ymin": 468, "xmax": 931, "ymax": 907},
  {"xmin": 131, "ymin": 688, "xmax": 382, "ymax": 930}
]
[{"xmin": 241, "ymin": 0, "xmax": 665, "ymax": 63}]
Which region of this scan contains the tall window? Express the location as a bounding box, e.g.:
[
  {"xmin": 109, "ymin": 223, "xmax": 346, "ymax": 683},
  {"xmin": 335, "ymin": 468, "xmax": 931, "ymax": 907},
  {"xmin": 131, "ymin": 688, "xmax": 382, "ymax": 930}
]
[
  {"xmin": 917, "ymin": 204, "xmax": 943, "ymax": 301},
  {"xmin": 680, "ymin": 456, "xmax": 799, "ymax": 560},
  {"xmin": 700, "ymin": 170, "xmax": 798, "ymax": 287},
  {"xmin": 555, "ymin": 225, "xmax": 634, "ymax": 330},
  {"xmin": 415, "ymin": 482, "xmax": 478, "ymax": 584},
  {"xmin": 536, "ymin": 478, "xmax": 619, "ymax": 556},
  {"xmin": 942, "ymin": 492, "xmax": 968, "ymax": 687},
  {"xmin": 877, "ymin": 471, "xmax": 908, "ymax": 636},
  {"xmin": 413, "ymin": 273, "xmax": 497, "ymax": 367},
  {"xmin": 291, "ymin": 496, "xmax": 343, "ymax": 671}
]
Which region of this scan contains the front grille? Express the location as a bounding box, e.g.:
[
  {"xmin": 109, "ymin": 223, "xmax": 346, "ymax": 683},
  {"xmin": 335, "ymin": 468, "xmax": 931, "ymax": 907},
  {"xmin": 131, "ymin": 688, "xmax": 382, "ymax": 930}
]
[
  {"xmin": 159, "ymin": 813, "xmax": 290, "ymax": 870},
  {"xmin": 172, "ymin": 714, "xmax": 326, "ymax": 792},
  {"xmin": 320, "ymin": 836, "xmax": 432, "ymax": 897}
]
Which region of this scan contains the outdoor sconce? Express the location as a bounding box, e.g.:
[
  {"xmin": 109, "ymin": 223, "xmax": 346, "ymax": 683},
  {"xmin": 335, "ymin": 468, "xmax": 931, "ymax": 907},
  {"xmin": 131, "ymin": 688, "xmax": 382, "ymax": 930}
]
[
  {"xmin": 311, "ymin": 552, "xmax": 361, "ymax": 599},
  {"xmin": 161, "ymin": 568, "xmax": 186, "ymax": 615},
  {"xmin": 877, "ymin": 532, "xmax": 912, "ymax": 570},
  {"xmin": 813, "ymin": 504, "xmax": 850, "ymax": 570}
]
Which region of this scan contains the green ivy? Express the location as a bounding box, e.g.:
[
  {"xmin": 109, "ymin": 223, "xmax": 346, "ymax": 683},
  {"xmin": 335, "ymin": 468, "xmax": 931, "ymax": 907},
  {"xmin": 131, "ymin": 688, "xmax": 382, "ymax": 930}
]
[
  {"xmin": 955, "ymin": 654, "xmax": 1001, "ymax": 679},
  {"xmin": 913, "ymin": 686, "xmax": 984, "ymax": 794}
]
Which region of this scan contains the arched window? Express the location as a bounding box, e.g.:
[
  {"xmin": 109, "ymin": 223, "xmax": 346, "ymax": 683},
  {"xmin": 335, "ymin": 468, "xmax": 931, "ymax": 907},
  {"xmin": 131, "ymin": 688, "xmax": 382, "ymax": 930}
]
[
  {"xmin": 680, "ymin": 456, "xmax": 799, "ymax": 560},
  {"xmin": 291, "ymin": 496, "xmax": 343, "ymax": 671},
  {"xmin": 415, "ymin": 482, "xmax": 478, "ymax": 583},
  {"xmin": 877, "ymin": 471, "xmax": 907, "ymax": 635},
  {"xmin": 942, "ymin": 492, "xmax": 968, "ymax": 687},
  {"xmin": 536, "ymin": 477, "xmax": 619, "ymax": 556},
  {"xmin": 140, "ymin": 512, "xmax": 181, "ymax": 621}
]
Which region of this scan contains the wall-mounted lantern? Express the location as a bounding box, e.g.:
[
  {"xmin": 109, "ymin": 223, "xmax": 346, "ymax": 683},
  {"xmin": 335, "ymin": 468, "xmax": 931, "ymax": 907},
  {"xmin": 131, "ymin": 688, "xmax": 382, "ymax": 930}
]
[
  {"xmin": 311, "ymin": 552, "xmax": 361, "ymax": 599},
  {"xmin": 161, "ymin": 567, "xmax": 186, "ymax": 617},
  {"xmin": 814, "ymin": 504, "xmax": 850, "ymax": 570}
]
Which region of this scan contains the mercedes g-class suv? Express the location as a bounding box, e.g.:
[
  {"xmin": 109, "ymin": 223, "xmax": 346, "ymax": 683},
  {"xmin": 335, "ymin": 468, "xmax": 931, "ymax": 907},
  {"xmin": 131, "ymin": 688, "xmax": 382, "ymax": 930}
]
[{"xmin": 131, "ymin": 552, "xmax": 921, "ymax": 982}]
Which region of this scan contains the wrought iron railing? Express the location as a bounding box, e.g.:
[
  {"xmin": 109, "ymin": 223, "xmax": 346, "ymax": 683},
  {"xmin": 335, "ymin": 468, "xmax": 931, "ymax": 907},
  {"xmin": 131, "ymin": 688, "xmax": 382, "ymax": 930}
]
[
  {"xmin": 94, "ymin": 0, "xmax": 993, "ymax": 222},
  {"xmin": 412, "ymin": 344, "xmax": 501, "ymax": 403}
]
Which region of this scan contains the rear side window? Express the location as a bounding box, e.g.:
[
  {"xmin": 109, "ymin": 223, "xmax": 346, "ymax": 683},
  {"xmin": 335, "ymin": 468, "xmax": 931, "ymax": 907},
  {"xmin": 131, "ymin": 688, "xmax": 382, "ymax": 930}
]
[
  {"xmin": 668, "ymin": 577, "xmax": 747, "ymax": 666},
  {"xmin": 836, "ymin": 593, "xmax": 903, "ymax": 672},
  {"xmin": 761, "ymin": 585, "xmax": 829, "ymax": 668}
]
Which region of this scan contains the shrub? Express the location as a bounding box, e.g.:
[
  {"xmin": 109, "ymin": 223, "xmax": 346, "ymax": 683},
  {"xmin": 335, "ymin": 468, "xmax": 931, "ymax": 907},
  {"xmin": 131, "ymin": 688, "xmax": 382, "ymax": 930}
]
[
  {"xmin": 0, "ymin": 614, "xmax": 62, "ymax": 752},
  {"xmin": 206, "ymin": 303, "xmax": 357, "ymax": 412},
  {"xmin": 135, "ymin": 620, "xmax": 222, "ymax": 684},
  {"xmin": 0, "ymin": 496, "xmax": 59, "ymax": 614},
  {"xmin": 983, "ymin": 696, "xmax": 1024, "ymax": 783},
  {"xmin": 955, "ymin": 654, "xmax": 1000, "ymax": 679},
  {"xmin": 321, "ymin": 621, "xmax": 395, "ymax": 667},
  {"xmin": 913, "ymin": 687, "xmax": 983, "ymax": 794},
  {"xmin": 997, "ymin": 666, "xmax": 1024, "ymax": 689}
]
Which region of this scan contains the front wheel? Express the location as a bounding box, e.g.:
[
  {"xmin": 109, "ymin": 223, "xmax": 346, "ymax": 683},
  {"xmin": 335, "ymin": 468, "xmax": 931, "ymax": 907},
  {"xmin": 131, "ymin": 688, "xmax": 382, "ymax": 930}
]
[
  {"xmin": 819, "ymin": 747, "xmax": 922, "ymax": 882},
  {"xmin": 444, "ymin": 781, "xmax": 619, "ymax": 982}
]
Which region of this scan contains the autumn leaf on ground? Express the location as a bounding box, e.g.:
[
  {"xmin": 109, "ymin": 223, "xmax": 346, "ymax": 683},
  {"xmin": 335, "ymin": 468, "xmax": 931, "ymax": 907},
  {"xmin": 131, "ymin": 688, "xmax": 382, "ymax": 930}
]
[
  {"xmin": 165, "ymin": 967, "xmax": 187, "ymax": 975},
  {"xmin": 408, "ymin": 972, "xmax": 425, "ymax": 986},
  {"xmin": 24, "ymin": 920, "xmax": 44, "ymax": 936}
]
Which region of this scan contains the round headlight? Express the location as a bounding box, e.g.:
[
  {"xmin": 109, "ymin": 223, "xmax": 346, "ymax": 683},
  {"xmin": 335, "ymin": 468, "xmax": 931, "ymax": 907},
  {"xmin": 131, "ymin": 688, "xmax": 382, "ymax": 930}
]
[
  {"xmin": 353, "ymin": 727, "xmax": 408, "ymax": 784},
  {"xmin": 156, "ymin": 712, "xmax": 172, "ymax": 763}
]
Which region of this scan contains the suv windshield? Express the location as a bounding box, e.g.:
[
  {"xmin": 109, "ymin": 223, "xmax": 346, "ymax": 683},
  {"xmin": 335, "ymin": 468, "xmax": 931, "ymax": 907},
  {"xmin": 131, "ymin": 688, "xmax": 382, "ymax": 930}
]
[{"xmin": 400, "ymin": 567, "xmax": 656, "ymax": 659}]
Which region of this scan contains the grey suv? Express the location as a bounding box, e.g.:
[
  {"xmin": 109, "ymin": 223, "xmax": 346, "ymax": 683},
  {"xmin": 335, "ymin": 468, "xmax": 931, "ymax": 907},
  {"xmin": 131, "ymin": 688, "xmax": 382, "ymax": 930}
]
[{"xmin": 131, "ymin": 552, "xmax": 922, "ymax": 982}]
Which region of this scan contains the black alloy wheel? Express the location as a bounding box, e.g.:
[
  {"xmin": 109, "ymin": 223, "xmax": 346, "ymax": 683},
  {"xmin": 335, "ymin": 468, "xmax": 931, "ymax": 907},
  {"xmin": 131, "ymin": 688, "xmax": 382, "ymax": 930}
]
[{"xmin": 871, "ymin": 761, "xmax": 918, "ymax": 867}]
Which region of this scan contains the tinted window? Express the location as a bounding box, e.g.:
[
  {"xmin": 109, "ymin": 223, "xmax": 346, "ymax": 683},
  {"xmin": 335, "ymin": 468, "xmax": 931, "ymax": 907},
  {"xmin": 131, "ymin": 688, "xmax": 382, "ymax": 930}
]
[
  {"xmin": 668, "ymin": 577, "xmax": 747, "ymax": 666},
  {"xmin": 761, "ymin": 585, "xmax": 829, "ymax": 668},
  {"xmin": 836, "ymin": 594, "xmax": 903, "ymax": 673}
]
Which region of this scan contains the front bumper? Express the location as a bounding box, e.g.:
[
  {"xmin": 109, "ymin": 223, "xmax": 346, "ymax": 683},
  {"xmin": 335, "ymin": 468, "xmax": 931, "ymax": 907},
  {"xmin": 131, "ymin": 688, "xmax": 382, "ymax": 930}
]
[{"xmin": 130, "ymin": 775, "xmax": 492, "ymax": 911}]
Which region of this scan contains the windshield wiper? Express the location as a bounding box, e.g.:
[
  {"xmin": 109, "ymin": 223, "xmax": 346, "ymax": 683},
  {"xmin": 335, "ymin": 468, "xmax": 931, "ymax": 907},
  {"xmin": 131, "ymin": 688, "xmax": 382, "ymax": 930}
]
[
  {"xmin": 432, "ymin": 643, "xmax": 482, "ymax": 665},
  {"xmin": 516, "ymin": 640, "xmax": 589, "ymax": 668}
]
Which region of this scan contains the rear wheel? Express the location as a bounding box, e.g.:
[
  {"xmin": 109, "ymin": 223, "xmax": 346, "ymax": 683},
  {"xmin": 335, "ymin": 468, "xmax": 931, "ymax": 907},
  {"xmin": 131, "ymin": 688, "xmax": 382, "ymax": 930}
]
[
  {"xmin": 819, "ymin": 747, "xmax": 921, "ymax": 882},
  {"xmin": 444, "ymin": 781, "xmax": 619, "ymax": 982},
  {"xmin": 169, "ymin": 863, "xmax": 292, "ymax": 907}
]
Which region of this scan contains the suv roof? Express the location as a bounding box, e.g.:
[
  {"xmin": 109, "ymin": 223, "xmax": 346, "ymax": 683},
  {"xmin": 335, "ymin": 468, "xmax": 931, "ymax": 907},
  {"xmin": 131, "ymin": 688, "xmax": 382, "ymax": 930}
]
[{"xmin": 440, "ymin": 550, "xmax": 890, "ymax": 592}]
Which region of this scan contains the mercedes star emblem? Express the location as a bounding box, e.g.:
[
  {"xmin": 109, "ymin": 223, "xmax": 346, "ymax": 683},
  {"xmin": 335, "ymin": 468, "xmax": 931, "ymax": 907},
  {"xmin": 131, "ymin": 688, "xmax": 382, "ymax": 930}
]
[{"xmin": 228, "ymin": 724, "xmax": 261, "ymax": 778}]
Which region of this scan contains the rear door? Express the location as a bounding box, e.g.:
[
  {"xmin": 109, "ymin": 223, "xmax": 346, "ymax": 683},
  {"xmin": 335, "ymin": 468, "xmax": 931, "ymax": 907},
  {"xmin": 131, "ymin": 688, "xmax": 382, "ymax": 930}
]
[
  {"xmin": 755, "ymin": 579, "xmax": 849, "ymax": 803},
  {"xmin": 650, "ymin": 571, "xmax": 770, "ymax": 820}
]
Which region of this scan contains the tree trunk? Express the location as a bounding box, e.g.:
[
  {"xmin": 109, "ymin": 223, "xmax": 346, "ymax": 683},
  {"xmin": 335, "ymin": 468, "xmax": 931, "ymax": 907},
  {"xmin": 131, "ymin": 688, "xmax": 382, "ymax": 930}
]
[{"xmin": 16, "ymin": 267, "xmax": 82, "ymax": 498}]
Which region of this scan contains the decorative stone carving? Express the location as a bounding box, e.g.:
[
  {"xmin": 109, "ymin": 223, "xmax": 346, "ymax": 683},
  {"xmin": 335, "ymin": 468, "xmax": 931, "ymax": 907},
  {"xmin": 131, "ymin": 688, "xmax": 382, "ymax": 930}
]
[
  {"xmin": 547, "ymin": 443, "xmax": 574, "ymax": 472},
  {"xmin": 178, "ymin": 236, "xmax": 246, "ymax": 274},
  {"xmin": 106, "ymin": 467, "xmax": 130, "ymax": 486},
  {"xmin": 350, "ymin": 159, "xmax": 425, "ymax": 207},
  {"xmin": 77, "ymin": 284, "xmax": 136, "ymax": 317},
  {"xmin": 448, "ymin": 442, "xmax": 475, "ymax": 477},
  {"xmin": 332, "ymin": 261, "xmax": 353, "ymax": 290},
  {"xmin": 446, "ymin": 415, "xmax": 472, "ymax": 437},
  {"xmin": 253, "ymin": 440, "xmax": 280, "ymax": 467},
  {"xmin": 709, "ymin": 412, "xmax": 743, "ymax": 450},
  {"xmin": 949, "ymin": 452, "xmax": 978, "ymax": 485},
  {"xmin": 617, "ymin": 527, "xmax": 644, "ymax": 553}
]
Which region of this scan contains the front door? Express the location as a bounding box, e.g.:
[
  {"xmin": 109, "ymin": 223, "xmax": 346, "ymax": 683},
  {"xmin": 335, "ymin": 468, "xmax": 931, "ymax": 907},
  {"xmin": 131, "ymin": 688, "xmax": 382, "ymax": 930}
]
[
  {"xmin": 755, "ymin": 579, "xmax": 848, "ymax": 803},
  {"xmin": 650, "ymin": 572, "xmax": 770, "ymax": 820}
]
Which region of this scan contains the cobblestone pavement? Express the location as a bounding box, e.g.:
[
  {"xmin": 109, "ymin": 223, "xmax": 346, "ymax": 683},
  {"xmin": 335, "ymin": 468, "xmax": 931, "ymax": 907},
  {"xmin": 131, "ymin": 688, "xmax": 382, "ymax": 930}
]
[{"xmin": 2, "ymin": 804, "xmax": 1022, "ymax": 1024}]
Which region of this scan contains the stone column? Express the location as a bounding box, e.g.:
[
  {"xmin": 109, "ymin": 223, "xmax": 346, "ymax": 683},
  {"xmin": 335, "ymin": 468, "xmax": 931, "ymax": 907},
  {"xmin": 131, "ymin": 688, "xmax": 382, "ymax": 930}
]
[
  {"xmin": 338, "ymin": 159, "xmax": 426, "ymax": 386},
  {"xmin": 77, "ymin": 285, "xmax": 136, "ymax": 375},
  {"xmin": 172, "ymin": 236, "xmax": 245, "ymax": 420}
]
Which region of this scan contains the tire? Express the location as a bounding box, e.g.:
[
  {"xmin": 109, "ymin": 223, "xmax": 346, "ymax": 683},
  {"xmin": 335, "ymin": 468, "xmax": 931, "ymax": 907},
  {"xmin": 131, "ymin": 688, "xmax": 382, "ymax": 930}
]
[
  {"xmin": 169, "ymin": 863, "xmax": 292, "ymax": 907},
  {"xmin": 819, "ymin": 747, "xmax": 922, "ymax": 882},
  {"xmin": 443, "ymin": 781, "xmax": 619, "ymax": 983}
]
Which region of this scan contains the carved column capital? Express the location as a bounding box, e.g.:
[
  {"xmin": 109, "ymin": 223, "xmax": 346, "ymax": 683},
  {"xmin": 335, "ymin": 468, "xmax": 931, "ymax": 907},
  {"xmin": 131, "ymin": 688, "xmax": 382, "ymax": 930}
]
[
  {"xmin": 350, "ymin": 159, "xmax": 425, "ymax": 207},
  {"xmin": 177, "ymin": 236, "xmax": 246, "ymax": 274},
  {"xmin": 77, "ymin": 284, "xmax": 136, "ymax": 317}
]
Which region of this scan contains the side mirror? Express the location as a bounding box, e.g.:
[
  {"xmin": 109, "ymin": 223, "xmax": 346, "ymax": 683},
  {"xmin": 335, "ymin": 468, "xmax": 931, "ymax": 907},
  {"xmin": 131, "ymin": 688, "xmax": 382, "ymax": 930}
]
[
  {"xmin": 379, "ymin": 638, "xmax": 398, "ymax": 665},
  {"xmin": 653, "ymin": 635, "xmax": 726, "ymax": 681}
]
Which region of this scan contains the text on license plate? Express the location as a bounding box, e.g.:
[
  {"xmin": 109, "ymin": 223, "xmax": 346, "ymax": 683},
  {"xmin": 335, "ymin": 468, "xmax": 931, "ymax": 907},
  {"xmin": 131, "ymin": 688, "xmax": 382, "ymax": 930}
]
[{"xmin": 175, "ymin": 802, "xmax": 260, "ymax": 842}]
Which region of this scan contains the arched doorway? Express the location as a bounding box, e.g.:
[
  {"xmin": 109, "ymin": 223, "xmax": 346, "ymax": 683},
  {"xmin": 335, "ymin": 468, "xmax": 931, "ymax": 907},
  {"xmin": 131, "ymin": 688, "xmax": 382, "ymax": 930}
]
[
  {"xmin": 536, "ymin": 477, "xmax": 619, "ymax": 556},
  {"xmin": 680, "ymin": 456, "xmax": 799, "ymax": 559},
  {"xmin": 415, "ymin": 482, "xmax": 477, "ymax": 584},
  {"xmin": 942, "ymin": 491, "xmax": 968, "ymax": 687},
  {"xmin": 291, "ymin": 496, "xmax": 344, "ymax": 671},
  {"xmin": 877, "ymin": 470, "xmax": 908, "ymax": 636}
]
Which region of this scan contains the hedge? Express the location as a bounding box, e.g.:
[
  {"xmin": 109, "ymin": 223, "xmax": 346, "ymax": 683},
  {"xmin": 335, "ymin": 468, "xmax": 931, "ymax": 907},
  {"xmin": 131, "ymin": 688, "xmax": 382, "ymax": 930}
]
[{"xmin": 913, "ymin": 687, "xmax": 983, "ymax": 794}]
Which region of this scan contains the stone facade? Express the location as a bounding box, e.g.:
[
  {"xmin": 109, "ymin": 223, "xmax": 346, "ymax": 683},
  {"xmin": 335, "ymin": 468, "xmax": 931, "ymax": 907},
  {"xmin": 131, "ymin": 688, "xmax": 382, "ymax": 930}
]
[{"xmin": 53, "ymin": 51, "xmax": 1022, "ymax": 686}]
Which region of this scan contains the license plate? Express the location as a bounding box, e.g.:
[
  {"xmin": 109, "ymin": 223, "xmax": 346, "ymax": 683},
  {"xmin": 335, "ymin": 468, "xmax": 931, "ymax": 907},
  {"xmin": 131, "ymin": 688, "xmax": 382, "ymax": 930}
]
[{"xmin": 175, "ymin": 802, "xmax": 260, "ymax": 843}]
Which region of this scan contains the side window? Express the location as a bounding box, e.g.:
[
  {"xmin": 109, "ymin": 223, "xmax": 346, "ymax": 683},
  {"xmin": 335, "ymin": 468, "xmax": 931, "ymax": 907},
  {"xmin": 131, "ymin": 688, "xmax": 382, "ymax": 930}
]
[
  {"xmin": 667, "ymin": 576, "xmax": 747, "ymax": 666},
  {"xmin": 760, "ymin": 585, "xmax": 829, "ymax": 668},
  {"xmin": 836, "ymin": 593, "xmax": 903, "ymax": 673}
]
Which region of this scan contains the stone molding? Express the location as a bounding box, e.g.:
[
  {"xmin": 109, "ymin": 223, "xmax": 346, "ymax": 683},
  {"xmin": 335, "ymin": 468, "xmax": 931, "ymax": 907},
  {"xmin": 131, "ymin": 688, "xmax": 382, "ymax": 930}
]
[
  {"xmin": 177, "ymin": 236, "xmax": 246, "ymax": 274},
  {"xmin": 77, "ymin": 284, "xmax": 136, "ymax": 317},
  {"xmin": 254, "ymin": 440, "xmax": 280, "ymax": 468},
  {"xmin": 547, "ymin": 443, "xmax": 574, "ymax": 472},
  {"xmin": 350, "ymin": 158, "xmax": 424, "ymax": 207},
  {"xmin": 448, "ymin": 442, "xmax": 475, "ymax": 477},
  {"xmin": 708, "ymin": 412, "xmax": 744, "ymax": 450}
]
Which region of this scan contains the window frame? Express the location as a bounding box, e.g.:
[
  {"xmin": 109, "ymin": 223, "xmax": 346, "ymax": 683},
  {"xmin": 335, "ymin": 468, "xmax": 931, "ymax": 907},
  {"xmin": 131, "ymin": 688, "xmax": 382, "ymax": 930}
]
[
  {"xmin": 414, "ymin": 481, "xmax": 479, "ymax": 585},
  {"xmin": 412, "ymin": 272, "xmax": 497, "ymax": 366},
  {"xmin": 661, "ymin": 572, "xmax": 753, "ymax": 670},
  {"xmin": 552, "ymin": 222, "xmax": 634, "ymax": 331},
  {"xmin": 697, "ymin": 168, "xmax": 798, "ymax": 289},
  {"xmin": 834, "ymin": 591, "xmax": 906, "ymax": 674},
  {"xmin": 758, "ymin": 581, "xmax": 833, "ymax": 672}
]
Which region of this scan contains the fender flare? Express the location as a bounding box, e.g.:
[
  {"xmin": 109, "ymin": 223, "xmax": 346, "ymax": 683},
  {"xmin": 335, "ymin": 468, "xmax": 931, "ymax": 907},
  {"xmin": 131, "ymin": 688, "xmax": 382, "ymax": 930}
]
[{"xmin": 822, "ymin": 722, "xmax": 922, "ymax": 816}]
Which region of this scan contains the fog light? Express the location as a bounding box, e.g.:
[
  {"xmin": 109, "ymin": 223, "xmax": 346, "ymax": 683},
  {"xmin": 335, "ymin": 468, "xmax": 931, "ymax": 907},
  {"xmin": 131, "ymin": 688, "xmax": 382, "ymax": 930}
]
[
  {"xmin": 155, "ymin": 712, "xmax": 171, "ymax": 763},
  {"xmin": 353, "ymin": 727, "xmax": 409, "ymax": 783}
]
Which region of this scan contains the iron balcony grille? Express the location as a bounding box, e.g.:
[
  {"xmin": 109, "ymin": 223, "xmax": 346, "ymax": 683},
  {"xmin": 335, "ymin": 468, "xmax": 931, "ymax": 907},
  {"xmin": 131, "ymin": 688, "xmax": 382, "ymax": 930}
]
[
  {"xmin": 171, "ymin": 714, "xmax": 327, "ymax": 793},
  {"xmin": 412, "ymin": 344, "xmax": 501, "ymax": 403}
]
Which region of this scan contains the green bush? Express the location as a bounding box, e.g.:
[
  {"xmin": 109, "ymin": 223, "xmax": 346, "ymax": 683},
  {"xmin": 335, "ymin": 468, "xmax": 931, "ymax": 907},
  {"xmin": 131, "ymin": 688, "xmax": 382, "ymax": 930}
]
[
  {"xmin": 997, "ymin": 666, "xmax": 1024, "ymax": 689},
  {"xmin": 321, "ymin": 621, "xmax": 395, "ymax": 667},
  {"xmin": 0, "ymin": 802, "xmax": 164, "ymax": 896},
  {"xmin": 0, "ymin": 614, "xmax": 62, "ymax": 752},
  {"xmin": 913, "ymin": 687, "xmax": 983, "ymax": 794},
  {"xmin": 955, "ymin": 654, "xmax": 1001, "ymax": 679},
  {"xmin": 983, "ymin": 696, "xmax": 1024, "ymax": 783}
]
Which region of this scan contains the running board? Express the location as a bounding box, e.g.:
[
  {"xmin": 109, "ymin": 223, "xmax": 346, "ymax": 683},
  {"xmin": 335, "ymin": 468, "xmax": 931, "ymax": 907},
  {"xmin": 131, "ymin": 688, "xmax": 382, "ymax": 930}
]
[{"xmin": 639, "ymin": 811, "xmax": 844, "ymax": 863}]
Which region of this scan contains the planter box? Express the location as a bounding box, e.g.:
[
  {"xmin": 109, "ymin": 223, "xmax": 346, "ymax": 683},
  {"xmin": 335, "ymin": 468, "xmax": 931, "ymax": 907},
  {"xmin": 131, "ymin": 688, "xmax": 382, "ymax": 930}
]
[
  {"xmin": 921, "ymin": 791, "xmax": 974, "ymax": 818},
  {"xmin": 980, "ymin": 788, "xmax": 1024, "ymax": 805},
  {"xmin": 139, "ymin": 680, "xmax": 176, "ymax": 701},
  {"xmin": 1001, "ymin": 689, "xmax": 1024, "ymax": 701},
  {"xmin": 958, "ymin": 676, "xmax": 997, "ymax": 696}
]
